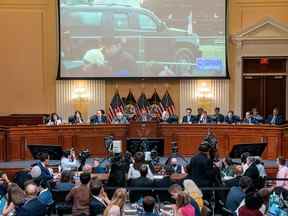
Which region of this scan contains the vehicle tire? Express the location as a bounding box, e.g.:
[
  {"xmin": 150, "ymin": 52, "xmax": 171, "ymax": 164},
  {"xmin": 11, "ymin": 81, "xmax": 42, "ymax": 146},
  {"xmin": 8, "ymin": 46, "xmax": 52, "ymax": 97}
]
[{"xmin": 175, "ymin": 47, "xmax": 196, "ymax": 76}]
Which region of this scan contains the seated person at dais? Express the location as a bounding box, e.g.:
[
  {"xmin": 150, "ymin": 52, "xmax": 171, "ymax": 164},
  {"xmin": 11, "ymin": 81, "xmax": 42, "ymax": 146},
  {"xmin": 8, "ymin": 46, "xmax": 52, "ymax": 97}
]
[
  {"xmin": 90, "ymin": 110, "xmax": 107, "ymax": 124},
  {"xmin": 68, "ymin": 110, "xmax": 84, "ymax": 124},
  {"xmin": 138, "ymin": 108, "xmax": 153, "ymax": 122},
  {"xmin": 224, "ymin": 110, "xmax": 240, "ymax": 124},
  {"xmin": 211, "ymin": 107, "xmax": 225, "ymax": 123},
  {"xmin": 198, "ymin": 110, "xmax": 212, "ymax": 124},
  {"xmin": 251, "ymin": 108, "xmax": 264, "ymax": 124},
  {"xmin": 266, "ymin": 107, "xmax": 284, "ymax": 125},
  {"xmin": 46, "ymin": 113, "xmax": 62, "ymax": 126},
  {"xmin": 160, "ymin": 110, "xmax": 178, "ymax": 124},
  {"xmin": 242, "ymin": 111, "xmax": 258, "ymax": 124},
  {"xmin": 112, "ymin": 111, "xmax": 129, "ymax": 124},
  {"xmin": 182, "ymin": 108, "xmax": 196, "ymax": 124}
]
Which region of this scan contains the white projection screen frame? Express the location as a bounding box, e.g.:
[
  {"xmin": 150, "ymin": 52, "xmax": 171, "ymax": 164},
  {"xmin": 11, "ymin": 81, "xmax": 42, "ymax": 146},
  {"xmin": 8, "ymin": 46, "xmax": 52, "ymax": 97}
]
[{"xmin": 58, "ymin": 0, "xmax": 228, "ymax": 79}]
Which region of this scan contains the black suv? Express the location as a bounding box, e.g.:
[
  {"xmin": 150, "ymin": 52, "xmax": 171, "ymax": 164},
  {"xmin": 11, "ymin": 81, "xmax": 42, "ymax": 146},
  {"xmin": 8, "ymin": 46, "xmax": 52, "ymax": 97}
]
[{"xmin": 61, "ymin": 4, "xmax": 202, "ymax": 76}]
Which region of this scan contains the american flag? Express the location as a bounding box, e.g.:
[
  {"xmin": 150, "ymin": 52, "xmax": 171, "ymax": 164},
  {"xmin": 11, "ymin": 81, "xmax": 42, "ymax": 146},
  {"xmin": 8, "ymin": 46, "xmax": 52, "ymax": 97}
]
[
  {"xmin": 149, "ymin": 90, "xmax": 163, "ymax": 116},
  {"xmin": 125, "ymin": 90, "xmax": 137, "ymax": 106},
  {"xmin": 107, "ymin": 90, "xmax": 124, "ymax": 123},
  {"xmin": 161, "ymin": 90, "xmax": 176, "ymax": 115},
  {"xmin": 136, "ymin": 92, "xmax": 150, "ymax": 116}
]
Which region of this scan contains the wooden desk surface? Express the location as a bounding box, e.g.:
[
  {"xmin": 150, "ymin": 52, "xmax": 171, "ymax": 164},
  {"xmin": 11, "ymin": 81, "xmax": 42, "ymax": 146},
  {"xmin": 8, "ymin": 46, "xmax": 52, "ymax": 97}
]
[{"xmin": 0, "ymin": 123, "xmax": 287, "ymax": 161}]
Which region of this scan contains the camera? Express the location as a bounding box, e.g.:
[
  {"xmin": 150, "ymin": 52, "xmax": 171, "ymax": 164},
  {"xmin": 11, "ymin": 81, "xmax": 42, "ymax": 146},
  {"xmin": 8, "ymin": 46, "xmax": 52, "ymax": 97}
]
[{"xmin": 78, "ymin": 149, "xmax": 90, "ymax": 171}]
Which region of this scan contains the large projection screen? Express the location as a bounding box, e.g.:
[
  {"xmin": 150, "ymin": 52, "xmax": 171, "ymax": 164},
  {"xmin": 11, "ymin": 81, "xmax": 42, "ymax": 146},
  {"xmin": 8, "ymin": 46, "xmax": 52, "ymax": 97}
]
[{"xmin": 59, "ymin": 0, "xmax": 227, "ymax": 78}]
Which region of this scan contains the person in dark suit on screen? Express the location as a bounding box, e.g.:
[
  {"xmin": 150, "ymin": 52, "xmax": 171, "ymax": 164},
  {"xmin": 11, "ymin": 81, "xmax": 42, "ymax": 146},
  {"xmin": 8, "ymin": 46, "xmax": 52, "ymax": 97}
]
[
  {"xmin": 182, "ymin": 108, "xmax": 196, "ymax": 124},
  {"xmin": 90, "ymin": 110, "xmax": 107, "ymax": 124},
  {"xmin": 266, "ymin": 107, "xmax": 284, "ymax": 125}
]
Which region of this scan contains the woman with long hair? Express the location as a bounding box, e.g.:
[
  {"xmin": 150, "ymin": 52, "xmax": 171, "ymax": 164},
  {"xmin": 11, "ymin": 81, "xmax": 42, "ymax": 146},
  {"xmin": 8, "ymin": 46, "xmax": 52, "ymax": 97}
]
[
  {"xmin": 183, "ymin": 179, "xmax": 204, "ymax": 209},
  {"xmin": 127, "ymin": 152, "xmax": 153, "ymax": 181},
  {"xmin": 103, "ymin": 188, "xmax": 127, "ymax": 216},
  {"xmin": 175, "ymin": 191, "xmax": 195, "ymax": 216}
]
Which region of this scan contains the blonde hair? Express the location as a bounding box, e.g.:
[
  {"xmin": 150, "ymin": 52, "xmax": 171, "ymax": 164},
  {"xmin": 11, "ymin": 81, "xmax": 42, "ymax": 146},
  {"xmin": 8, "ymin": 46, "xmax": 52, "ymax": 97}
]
[
  {"xmin": 183, "ymin": 179, "xmax": 203, "ymax": 197},
  {"xmin": 176, "ymin": 191, "xmax": 191, "ymax": 209},
  {"xmin": 103, "ymin": 188, "xmax": 127, "ymax": 216}
]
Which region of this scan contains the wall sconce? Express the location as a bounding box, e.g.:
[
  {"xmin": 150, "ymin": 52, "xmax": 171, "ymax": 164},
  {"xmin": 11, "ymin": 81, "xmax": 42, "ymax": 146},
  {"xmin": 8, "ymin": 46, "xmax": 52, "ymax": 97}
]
[
  {"xmin": 196, "ymin": 82, "xmax": 213, "ymax": 112},
  {"xmin": 71, "ymin": 87, "xmax": 89, "ymax": 119}
]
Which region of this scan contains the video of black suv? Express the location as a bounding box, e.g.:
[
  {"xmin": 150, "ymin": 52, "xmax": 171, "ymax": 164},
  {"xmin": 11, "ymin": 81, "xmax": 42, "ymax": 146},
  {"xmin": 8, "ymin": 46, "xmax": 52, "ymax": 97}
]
[{"xmin": 59, "ymin": 0, "xmax": 227, "ymax": 78}]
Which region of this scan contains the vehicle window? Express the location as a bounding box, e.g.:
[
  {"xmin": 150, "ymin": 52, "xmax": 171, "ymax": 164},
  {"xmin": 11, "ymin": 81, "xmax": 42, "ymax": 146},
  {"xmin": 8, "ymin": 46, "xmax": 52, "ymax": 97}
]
[
  {"xmin": 113, "ymin": 13, "xmax": 129, "ymax": 30},
  {"xmin": 138, "ymin": 14, "xmax": 157, "ymax": 31},
  {"xmin": 69, "ymin": 11, "xmax": 103, "ymax": 26}
]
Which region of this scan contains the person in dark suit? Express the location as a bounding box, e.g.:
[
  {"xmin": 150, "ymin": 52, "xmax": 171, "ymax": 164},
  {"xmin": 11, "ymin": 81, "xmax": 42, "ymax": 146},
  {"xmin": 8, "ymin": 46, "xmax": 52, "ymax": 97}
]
[
  {"xmin": 198, "ymin": 110, "xmax": 212, "ymax": 124},
  {"xmin": 196, "ymin": 107, "xmax": 204, "ymax": 122},
  {"xmin": 243, "ymin": 156, "xmax": 260, "ymax": 189},
  {"xmin": 17, "ymin": 182, "xmax": 47, "ymax": 216},
  {"xmin": 68, "ymin": 110, "xmax": 84, "ymax": 124},
  {"xmin": 90, "ymin": 110, "xmax": 107, "ymax": 124},
  {"xmin": 30, "ymin": 152, "xmax": 53, "ymax": 182},
  {"xmin": 188, "ymin": 142, "xmax": 214, "ymax": 188},
  {"xmin": 129, "ymin": 165, "xmax": 154, "ymax": 187},
  {"xmin": 211, "ymin": 107, "xmax": 224, "ymax": 123},
  {"xmin": 266, "ymin": 107, "xmax": 284, "ymax": 125},
  {"xmin": 182, "ymin": 108, "xmax": 196, "ymax": 124},
  {"xmin": 154, "ymin": 167, "xmax": 177, "ymax": 188},
  {"xmin": 242, "ymin": 111, "xmax": 258, "ymax": 124},
  {"xmin": 90, "ymin": 178, "xmax": 110, "ymax": 216},
  {"xmin": 224, "ymin": 110, "xmax": 240, "ymax": 124}
]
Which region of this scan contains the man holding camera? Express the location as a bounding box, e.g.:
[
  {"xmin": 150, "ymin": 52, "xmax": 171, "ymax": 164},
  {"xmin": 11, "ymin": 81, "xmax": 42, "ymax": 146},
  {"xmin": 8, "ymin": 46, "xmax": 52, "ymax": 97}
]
[{"xmin": 60, "ymin": 149, "xmax": 79, "ymax": 172}]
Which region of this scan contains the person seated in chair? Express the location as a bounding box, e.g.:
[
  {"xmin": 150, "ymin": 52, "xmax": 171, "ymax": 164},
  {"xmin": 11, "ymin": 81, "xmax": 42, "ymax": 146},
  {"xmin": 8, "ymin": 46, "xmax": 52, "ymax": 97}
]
[
  {"xmin": 53, "ymin": 171, "xmax": 75, "ymax": 191},
  {"xmin": 242, "ymin": 111, "xmax": 258, "ymax": 124},
  {"xmin": 160, "ymin": 110, "xmax": 178, "ymax": 124},
  {"xmin": 198, "ymin": 110, "xmax": 212, "ymax": 124},
  {"xmin": 266, "ymin": 107, "xmax": 284, "ymax": 125},
  {"xmin": 68, "ymin": 110, "xmax": 84, "ymax": 124},
  {"xmin": 211, "ymin": 107, "xmax": 225, "ymax": 123},
  {"xmin": 182, "ymin": 108, "xmax": 196, "ymax": 124},
  {"xmin": 90, "ymin": 110, "xmax": 107, "ymax": 124},
  {"xmin": 129, "ymin": 165, "xmax": 154, "ymax": 187},
  {"xmin": 46, "ymin": 113, "xmax": 62, "ymax": 126},
  {"xmin": 251, "ymin": 108, "xmax": 264, "ymax": 124},
  {"xmin": 138, "ymin": 108, "xmax": 153, "ymax": 122},
  {"xmin": 224, "ymin": 110, "xmax": 240, "ymax": 124},
  {"xmin": 90, "ymin": 178, "xmax": 110, "ymax": 216},
  {"xmin": 112, "ymin": 111, "xmax": 129, "ymax": 124},
  {"xmin": 17, "ymin": 181, "xmax": 47, "ymax": 216},
  {"xmin": 142, "ymin": 196, "xmax": 158, "ymax": 216},
  {"xmin": 167, "ymin": 158, "xmax": 185, "ymax": 174}
]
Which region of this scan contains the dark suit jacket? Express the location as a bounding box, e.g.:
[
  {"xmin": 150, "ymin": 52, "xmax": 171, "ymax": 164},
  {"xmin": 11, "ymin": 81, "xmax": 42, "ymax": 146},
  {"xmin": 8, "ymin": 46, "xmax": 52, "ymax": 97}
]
[
  {"xmin": 129, "ymin": 176, "xmax": 154, "ymax": 187},
  {"xmin": 160, "ymin": 116, "xmax": 178, "ymax": 124},
  {"xmin": 90, "ymin": 196, "xmax": 106, "ymax": 216},
  {"xmin": 211, "ymin": 114, "xmax": 225, "ymax": 123},
  {"xmin": 154, "ymin": 176, "xmax": 176, "ymax": 188},
  {"xmin": 182, "ymin": 115, "xmax": 196, "ymax": 123},
  {"xmin": 36, "ymin": 162, "xmax": 53, "ymax": 181},
  {"xmin": 242, "ymin": 117, "xmax": 258, "ymax": 124},
  {"xmin": 266, "ymin": 115, "xmax": 284, "ymax": 125},
  {"xmin": 198, "ymin": 116, "xmax": 212, "ymax": 124},
  {"xmin": 188, "ymin": 152, "xmax": 214, "ymax": 187},
  {"xmin": 90, "ymin": 115, "xmax": 107, "ymax": 124},
  {"xmin": 224, "ymin": 115, "xmax": 240, "ymax": 124},
  {"xmin": 17, "ymin": 198, "xmax": 47, "ymax": 216},
  {"xmin": 68, "ymin": 116, "xmax": 84, "ymax": 124},
  {"xmin": 244, "ymin": 163, "xmax": 260, "ymax": 188}
]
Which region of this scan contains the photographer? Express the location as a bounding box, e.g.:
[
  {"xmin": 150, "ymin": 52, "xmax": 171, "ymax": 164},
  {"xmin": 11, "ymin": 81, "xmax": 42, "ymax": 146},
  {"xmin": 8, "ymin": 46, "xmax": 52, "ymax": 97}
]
[{"xmin": 60, "ymin": 149, "xmax": 78, "ymax": 172}]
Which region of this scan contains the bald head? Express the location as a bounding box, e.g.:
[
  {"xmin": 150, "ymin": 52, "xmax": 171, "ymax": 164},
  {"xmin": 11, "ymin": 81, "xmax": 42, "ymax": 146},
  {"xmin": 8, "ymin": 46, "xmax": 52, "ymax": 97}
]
[{"xmin": 25, "ymin": 183, "xmax": 39, "ymax": 197}]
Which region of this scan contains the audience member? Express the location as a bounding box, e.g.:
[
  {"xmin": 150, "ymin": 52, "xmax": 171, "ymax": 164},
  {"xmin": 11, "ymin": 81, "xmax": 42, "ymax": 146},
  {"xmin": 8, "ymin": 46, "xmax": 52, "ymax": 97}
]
[
  {"xmin": 243, "ymin": 156, "xmax": 260, "ymax": 189},
  {"xmin": 60, "ymin": 149, "xmax": 78, "ymax": 171},
  {"xmin": 65, "ymin": 172, "xmax": 91, "ymax": 216},
  {"xmin": 2, "ymin": 183, "xmax": 25, "ymax": 216},
  {"xmin": 54, "ymin": 170, "xmax": 75, "ymax": 191},
  {"xmin": 142, "ymin": 196, "xmax": 158, "ymax": 216},
  {"xmin": 276, "ymin": 156, "xmax": 288, "ymax": 190},
  {"xmin": 167, "ymin": 158, "xmax": 185, "ymax": 174},
  {"xmin": 129, "ymin": 165, "xmax": 154, "ymax": 187},
  {"xmin": 183, "ymin": 179, "xmax": 204, "ymax": 210},
  {"xmin": 175, "ymin": 191, "xmax": 195, "ymax": 216},
  {"xmin": 225, "ymin": 176, "xmax": 253, "ymax": 213},
  {"xmin": 90, "ymin": 178, "xmax": 110, "ymax": 216},
  {"xmin": 128, "ymin": 152, "xmax": 153, "ymax": 181},
  {"xmin": 154, "ymin": 166, "xmax": 177, "ymax": 188},
  {"xmin": 103, "ymin": 188, "xmax": 126, "ymax": 216},
  {"xmin": 30, "ymin": 152, "xmax": 53, "ymax": 182},
  {"xmin": 224, "ymin": 165, "xmax": 243, "ymax": 187},
  {"xmin": 107, "ymin": 155, "xmax": 127, "ymax": 187},
  {"xmin": 35, "ymin": 178, "xmax": 54, "ymax": 206},
  {"xmin": 238, "ymin": 192, "xmax": 264, "ymax": 216},
  {"xmin": 168, "ymin": 184, "xmax": 201, "ymax": 216}
]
